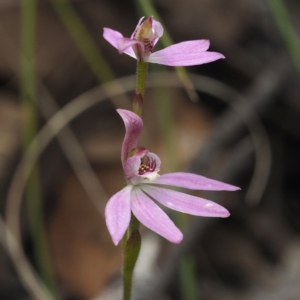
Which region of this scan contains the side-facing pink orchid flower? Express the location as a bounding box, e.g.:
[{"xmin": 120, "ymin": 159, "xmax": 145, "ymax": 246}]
[
  {"xmin": 105, "ymin": 109, "xmax": 240, "ymax": 245},
  {"xmin": 103, "ymin": 16, "xmax": 224, "ymax": 66}
]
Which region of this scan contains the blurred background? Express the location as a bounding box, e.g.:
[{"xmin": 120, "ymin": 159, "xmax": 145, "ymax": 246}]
[{"xmin": 1, "ymin": 0, "xmax": 300, "ymax": 299}]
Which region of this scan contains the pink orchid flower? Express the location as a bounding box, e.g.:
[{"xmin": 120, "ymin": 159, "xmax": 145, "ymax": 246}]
[
  {"xmin": 103, "ymin": 16, "xmax": 225, "ymax": 66},
  {"xmin": 105, "ymin": 109, "xmax": 240, "ymax": 245}
]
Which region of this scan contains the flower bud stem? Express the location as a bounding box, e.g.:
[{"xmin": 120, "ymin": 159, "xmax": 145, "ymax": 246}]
[
  {"xmin": 132, "ymin": 93, "xmax": 144, "ymax": 117},
  {"xmin": 133, "ymin": 61, "xmax": 148, "ymax": 116},
  {"xmin": 136, "ymin": 61, "xmax": 148, "ymax": 96},
  {"xmin": 122, "ymin": 214, "xmax": 141, "ymax": 300}
]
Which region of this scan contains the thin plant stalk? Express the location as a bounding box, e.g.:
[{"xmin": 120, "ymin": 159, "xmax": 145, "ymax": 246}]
[
  {"xmin": 20, "ymin": 0, "xmax": 59, "ymax": 298},
  {"xmin": 122, "ymin": 215, "xmax": 141, "ymax": 300}
]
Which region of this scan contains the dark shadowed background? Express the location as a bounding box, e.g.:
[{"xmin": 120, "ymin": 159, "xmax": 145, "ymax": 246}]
[{"xmin": 1, "ymin": 0, "xmax": 300, "ymax": 299}]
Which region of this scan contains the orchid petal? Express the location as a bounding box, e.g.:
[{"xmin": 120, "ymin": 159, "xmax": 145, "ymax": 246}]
[
  {"xmin": 117, "ymin": 37, "xmax": 141, "ymax": 57},
  {"xmin": 149, "ymin": 51, "xmax": 224, "ymax": 66},
  {"xmin": 131, "ymin": 187, "xmax": 183, "ymax": 243},
  {"xmin": 141, "ymin": 185, "xmax": 230, "ymax": 217},
  {"xmin": 158, "ymin": 40, "xmax": 211, "ymax": 53},
  {"xmin": 148, "ymin": 41, "xmax": 224, "ymax": 66},
  {"xmin": 103, "ymin": 28, "xmax": 123, "ymax": 49},
  {"xmin": 117, "ymin": 109, "xmax": 143, "ymax": 167},
  {"xmin": 103, "ymin": 28, "xmax": 136, "ymax": 58},
  {"xmin": 152, "ymin": 172, "xmax": 240, "ymax": 191},
  {"xmin": 105, "ymin": 185, "xmax": 132, "ymax": 245}
]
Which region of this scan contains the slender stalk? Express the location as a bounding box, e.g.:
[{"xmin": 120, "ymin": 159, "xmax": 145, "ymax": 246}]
[
  {"xmin": 122, "ymin": 214, "xmax": 141, "ymax": 300},
  {"xmin": 132, "ymin": 93, "xmax": 144, "ymax": 117},
  {"xmin": 21, "ymin": 0, "xmax": 59, "ymax": 298},
  {"xmin": 133, "ymin": 61, "xmax": 148, "ymax": 116},
  {"xmin": 136, "ymin": 61, "xmax": 149, "ymax": 96}
]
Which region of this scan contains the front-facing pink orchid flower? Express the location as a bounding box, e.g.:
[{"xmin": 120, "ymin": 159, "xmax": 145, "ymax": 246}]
[
  {"xmin": 105, "ymin": 109, "xmax": 240, "ymax": 245},
  {"xmin": 103, "ymin": 16, "xmax": 225, "ymax": 66}
]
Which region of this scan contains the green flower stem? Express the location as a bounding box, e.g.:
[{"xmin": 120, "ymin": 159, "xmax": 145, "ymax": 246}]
[
  {"xmin": 132, "ymin": 93, "xmax": 143, "ymax": 117},
  {"xmin": 133, "ymin": 61, "xmax": 148, "ymax": 116},
  {"xmin": 136, "ymin": 61, "xmax": 149, "ymax": 96},
  {"xmin": 122, "ymin": 214, "xmax": 141, "ymax": 300},
  {"xmin": 21, "ymin": 0, "xmax": 59, "ymax": 298}
]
